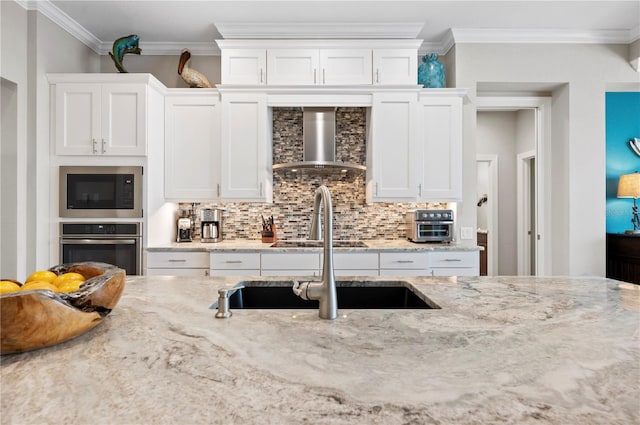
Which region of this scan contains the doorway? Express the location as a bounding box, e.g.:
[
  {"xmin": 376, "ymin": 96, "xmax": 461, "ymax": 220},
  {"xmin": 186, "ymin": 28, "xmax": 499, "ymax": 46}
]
[{"xmin": 476, "ymin": 96, "xmax": 551, "ymax": 276}]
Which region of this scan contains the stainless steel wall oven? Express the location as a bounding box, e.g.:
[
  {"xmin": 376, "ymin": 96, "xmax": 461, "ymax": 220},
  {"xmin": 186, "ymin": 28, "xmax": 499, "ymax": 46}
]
[{"xmin": 60, "ymin": 223, "xmax": 142, "ymax": 275}]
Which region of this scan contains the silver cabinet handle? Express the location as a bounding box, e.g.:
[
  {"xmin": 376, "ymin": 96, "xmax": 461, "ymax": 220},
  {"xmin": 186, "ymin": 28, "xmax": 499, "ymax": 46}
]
[
  {"xmin": 101, "ymin": 138, "xmax": 106, "ymax": 154},
  {"xmin": 167, "ymin": 259, "xmax": 187, "ymax": 263},
  {"xmin": 259, "ymin": 68, "xmax": 264, "ymax": 84},
  {"xmin": 92, "ymin": 138, "xmax": 98, "ymax": 154},
  {"xmin": 322, "ymin": 68, "xmax": 325, "ymax": 85},
  {"xmin": 442, "ymin": 259, "xmax": 462, "ymax": 262},
  {"xmin": 225, "ymin": 260, "xmax": 242, "ymax": 264},
  {"xmin": 259, "ymin": 182, "xmax": 263, "ymax": 196},
  {"xmin": 217, "ymin": 183, "xmax": 220, "ymax": 198},
  {"xmin": 376, "ymin": 69, "xmax": 380, "ymax": 84},
  {"xmin": 375, "ymin": 182, "xmax": 379, "ymax": 196},
  {"xmin": 418, "ymin": 184, "xmax": 422, "ymax": 197},
  {"xmin": 395, "ymin": 260, "xmax": 414, "ymax": 264},
  {"xmin": 314, "ymin": 69, "xmax": 317, "ymax": 84}
]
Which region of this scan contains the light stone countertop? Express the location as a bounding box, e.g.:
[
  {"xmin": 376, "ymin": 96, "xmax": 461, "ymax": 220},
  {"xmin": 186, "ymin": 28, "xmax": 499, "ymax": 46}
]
[
  {"xmin": 1, "ymin": 275, "xmax": 639, "ymax": 425},
  {"xmin": 147, "ymin": 239, "xmax": 482, "ymax": 252}
]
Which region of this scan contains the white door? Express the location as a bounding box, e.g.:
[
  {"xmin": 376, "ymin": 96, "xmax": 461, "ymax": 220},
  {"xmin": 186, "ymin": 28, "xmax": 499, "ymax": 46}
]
[
  {"xmin": 55, "ymin": 83, "xmax": 101, "ymax": 155},
  {"xmin": 418, "ymin": 96, "xmax": 463, "ymax": 201},
  {"xmin": 101, "ymin": 84, "xmax": 147, "ymax": 155},
  {"xmin": 368, "ymin": 93, "xmax": 419, "ymax": 201},
  {"xmin": 267, "ymin": 49, "xmax": 319, "ymax": 85},
  {"xmin": 221, "ymin": 49, "xmax": 266, "ymax": 85},
  {"xmin": 164, "ymin": 94, "xmax": 221, "ymax": 200},
  {"xmin": 320, "ymin": 49, "xmax": 372, "ymax": 85},
  {"xmin": 220, "ymin": 94, "xmax": 271, "ymax": 201},
  {"xmin": 372, "ymin": 49, "xmax": 417, "ymax": 85},
  {"xmin": 517, "ymin": 151, "xmax": 536, "ymax": 275},
  {"xmin": 476, "ymin": 154, "xmax": 499, "ymax": 276}
]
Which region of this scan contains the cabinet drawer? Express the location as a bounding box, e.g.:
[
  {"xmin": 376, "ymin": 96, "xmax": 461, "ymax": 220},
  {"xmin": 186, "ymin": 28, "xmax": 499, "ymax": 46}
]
[
  {"xmin": 379, "ymin": 252, "xmax": 428, "ymax": 269},
  {"xmin": 146, "ymin": 251, "xmax": 209, "ymax": 268},
  {"xmin": 261, "ymin": 269, "xmax": 319, "ymax": 277},
  {"xmin": 431, "ymin": 267, "xmax": 478, "ymax": 277},
  {"xmin": 210, "ymin": 269, "xmax": 261, "ymax": 277},
  {"xmin": 379, "ymin": 269, "xmax": 431, "ymax": 277},
  {"xmin": 210, "ymin": 253, "xmax": 261, "ymax": 270},
  {"xmin": 145, "ymin": 268, "xmax": 209, "ymax": 277},
  {"xmin": 429, "ymin": 251, "xmax": 478, "ymax": 268},
  {"xmin": 327, "ymin": 252, "xmax": 378, "ymax": 270},
  {"xmin": 261, "ymin": 253, "xmax": 319, "ymax": 270}
]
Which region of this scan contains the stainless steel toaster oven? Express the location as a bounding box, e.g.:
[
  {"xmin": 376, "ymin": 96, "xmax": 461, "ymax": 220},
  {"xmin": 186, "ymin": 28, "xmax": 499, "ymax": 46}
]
[{"xmin": 406, "ymin": 210, "xmax": 454, "ymax": 243}]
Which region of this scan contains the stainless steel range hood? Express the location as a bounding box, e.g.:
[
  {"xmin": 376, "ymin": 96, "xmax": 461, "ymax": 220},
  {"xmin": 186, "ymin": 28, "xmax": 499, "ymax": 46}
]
[{"xmin": 272, "ymin": 107, "xmax": 366, "ymax": 173}]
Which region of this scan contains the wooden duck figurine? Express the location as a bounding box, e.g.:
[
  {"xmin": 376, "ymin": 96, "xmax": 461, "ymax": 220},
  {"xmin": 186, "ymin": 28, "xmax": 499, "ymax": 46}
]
[{"xmin": 178, "ymin": 48, "xmax": 212, "ymax": 88}]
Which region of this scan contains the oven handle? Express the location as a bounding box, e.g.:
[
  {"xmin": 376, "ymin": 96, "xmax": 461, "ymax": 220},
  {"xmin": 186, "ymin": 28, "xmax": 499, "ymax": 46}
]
[{"xmin": 60, "ymin": 239, "xmax": 137, "ymax": 245}]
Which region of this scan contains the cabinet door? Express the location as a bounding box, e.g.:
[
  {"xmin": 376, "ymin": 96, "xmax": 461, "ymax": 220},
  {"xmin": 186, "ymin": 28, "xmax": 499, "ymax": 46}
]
[
  {"xmin": 368, "ymin": 93, "xmax": 419, "ymax": 201},
  {"xmin": 372, "ymin": 49, "xmax": 417, "ymax": 85},
  {"xmin": 418, "ymin": 96, "xmax": 463, "ymax": 201},
  {"xmin": 267, "ymin": 49, "xmax": 319, "ymax": 85},
  {"xmin": 220, "ymin": 94, "xmax": 271, "ymax": 201},
  {"xmin": 101, "ymin": 84, "xmax": 147, "ymax": 155},
  {"xmin": 55, "ymin": 83, "xmax": 101, "ymax": 155},
  {"xmin": 165, "ymin": 94, "xmax": 221, "ymax": 200},
  {"xmin": 221, "ymin": 49, "xmax": 266, "ymax": 85},
  {"xmin": 320, "ymin": 49, "xmax": 372, "ymax": 85}
]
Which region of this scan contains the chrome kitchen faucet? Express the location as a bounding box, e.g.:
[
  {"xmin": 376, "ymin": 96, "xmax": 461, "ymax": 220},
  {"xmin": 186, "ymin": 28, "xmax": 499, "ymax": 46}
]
[{"xmin": 292, "ymin": 185, "xmax": 338, "ymax": 319}]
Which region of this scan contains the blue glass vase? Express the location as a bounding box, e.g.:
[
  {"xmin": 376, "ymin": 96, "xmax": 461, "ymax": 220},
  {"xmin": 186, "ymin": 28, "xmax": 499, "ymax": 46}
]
[{"xmin": 418, "ymin": 53, "xmax": 445, "ymax": 88}]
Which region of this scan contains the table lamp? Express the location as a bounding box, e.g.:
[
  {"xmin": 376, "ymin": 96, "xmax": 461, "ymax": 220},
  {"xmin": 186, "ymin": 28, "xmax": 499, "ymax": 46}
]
[{"xmin": 617, "ymin": 171, "xmax": 640, "ymax": 234}]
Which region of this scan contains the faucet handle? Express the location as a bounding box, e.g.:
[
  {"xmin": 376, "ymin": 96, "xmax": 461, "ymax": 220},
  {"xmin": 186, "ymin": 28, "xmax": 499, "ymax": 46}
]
[{"xmin": 292, "ymin": 280, "xmax": 310, "ymax": 300}]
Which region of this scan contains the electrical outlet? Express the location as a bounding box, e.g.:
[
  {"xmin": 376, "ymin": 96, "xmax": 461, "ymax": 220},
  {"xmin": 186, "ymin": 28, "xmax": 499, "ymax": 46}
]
[{"xmin": 460, "ymin": 227, "xmax": 474, "ymax": 240}]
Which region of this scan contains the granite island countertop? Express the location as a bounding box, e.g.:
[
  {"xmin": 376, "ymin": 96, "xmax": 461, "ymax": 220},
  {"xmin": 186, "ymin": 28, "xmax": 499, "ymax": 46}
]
[{"xmin": 1, "ymin": 275, "xmax": 639, "ymax": 425}]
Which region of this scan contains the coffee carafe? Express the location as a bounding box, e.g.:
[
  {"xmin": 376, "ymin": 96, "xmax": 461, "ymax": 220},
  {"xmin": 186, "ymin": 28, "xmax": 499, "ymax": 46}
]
[{"xmin": 200, "ymin": 208, "xmax": 222, "ymax": 243}]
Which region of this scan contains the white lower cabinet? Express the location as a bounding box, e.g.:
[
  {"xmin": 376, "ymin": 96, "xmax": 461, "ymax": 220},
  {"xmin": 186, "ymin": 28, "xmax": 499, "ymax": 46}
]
[
  {"xmin": 145, "ymin": 251, "xmax": 210, "ymax": 276},
  {"xmin": 210, "ymin": 253, "xmax": 261, "ymax": 276},
  {"xmin": 325, "ymin": 252, "xmax": 379, "ymax": 277},
  {"xmin": 428, "ymin": 251, "xmax": 479, "ymax": 276},
  {"xmin": 379, "ymin": 252, "xmax": 430, "ymax": 276},
  {"xmin": 260, "ymin": 253, "xmax": 320, "ymax": 277}
]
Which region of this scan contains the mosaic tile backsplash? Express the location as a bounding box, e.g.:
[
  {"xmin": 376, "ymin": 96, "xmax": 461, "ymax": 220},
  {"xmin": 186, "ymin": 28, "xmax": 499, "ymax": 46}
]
[{"xmin": 180, "ymin": 107, "xmax": 447, "ymax": 241}]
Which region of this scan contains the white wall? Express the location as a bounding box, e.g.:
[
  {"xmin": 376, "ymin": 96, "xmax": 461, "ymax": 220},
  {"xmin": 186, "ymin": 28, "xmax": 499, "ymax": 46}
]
[
  {"xmin": 1, "ymin": 1, "xmax": 29, "ymax": 279},
  {"xmin": 455, "ymin": 43, "xmax": 639, "ymax": 276},
  {"xmin": 1, "ymin": 2, "xmax": 99, "ymax": 279},
  {"xmin": 99, "ymin": 55, "xmax": 221, "ymax": 88}
]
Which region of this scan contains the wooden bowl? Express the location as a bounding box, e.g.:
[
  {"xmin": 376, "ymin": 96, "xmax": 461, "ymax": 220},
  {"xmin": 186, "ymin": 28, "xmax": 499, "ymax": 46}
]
[{"xmin": 1, "ymin": 262, "xmax": 125, "ymax": 355}]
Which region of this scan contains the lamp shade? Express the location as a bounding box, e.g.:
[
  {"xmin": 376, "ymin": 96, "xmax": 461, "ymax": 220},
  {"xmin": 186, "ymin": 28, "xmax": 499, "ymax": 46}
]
[{"xmin": 617, "ymin": 171, "xmax": 640, "ymax": 199}]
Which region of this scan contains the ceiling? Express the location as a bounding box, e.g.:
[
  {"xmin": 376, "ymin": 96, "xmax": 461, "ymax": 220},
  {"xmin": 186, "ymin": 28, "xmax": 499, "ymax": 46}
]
[{"xmin": 20, "ymin": 0, "xmax": 640, "ymax": 55}]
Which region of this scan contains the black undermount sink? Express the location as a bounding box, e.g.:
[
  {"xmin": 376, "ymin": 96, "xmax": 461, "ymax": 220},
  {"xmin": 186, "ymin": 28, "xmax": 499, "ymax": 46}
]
[{"xmin": 214, "ymin": 281, "xmax": 439, "ymax": 310}]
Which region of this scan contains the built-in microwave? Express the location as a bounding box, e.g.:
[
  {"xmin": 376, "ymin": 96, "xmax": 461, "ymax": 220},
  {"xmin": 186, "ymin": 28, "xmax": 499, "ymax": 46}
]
[{"xmin": 59, "ymin": 166, "xmax": 142, "ymax": 218}]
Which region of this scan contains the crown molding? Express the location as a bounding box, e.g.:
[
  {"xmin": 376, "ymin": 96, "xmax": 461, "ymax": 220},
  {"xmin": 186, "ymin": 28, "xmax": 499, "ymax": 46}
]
[
  {"xmin": 215, "ymin": 22, "xmax": 425, "ymax": 39},
  {"xmin": 97, "ymin": 41, "xmax": 220, "ymax": 56},
  {"xmin": 16, "ymin": 0, "xmax": 102, "ymax": 53},
  {"xmin": 451, "ymin": 28, "xmax": 638, "ymax": 45}
]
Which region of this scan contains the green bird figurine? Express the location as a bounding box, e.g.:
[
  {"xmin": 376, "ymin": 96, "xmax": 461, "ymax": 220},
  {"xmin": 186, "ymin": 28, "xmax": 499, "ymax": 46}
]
[{"xmin": 109, "ymin": 34, "xmax": 142, "ymax": 73}]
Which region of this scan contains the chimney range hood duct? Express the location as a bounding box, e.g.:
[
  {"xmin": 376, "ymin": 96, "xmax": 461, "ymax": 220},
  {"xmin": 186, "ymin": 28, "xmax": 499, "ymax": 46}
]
[{"xmin": 273, "ymin": 107, "xmax": 365, "ymax": 172}]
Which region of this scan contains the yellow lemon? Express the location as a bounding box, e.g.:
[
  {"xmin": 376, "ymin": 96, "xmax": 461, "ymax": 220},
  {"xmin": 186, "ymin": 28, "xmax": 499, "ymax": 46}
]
[
  {"xmin": 53, "ymin": 272, "xmax": 85, "ymax": 288},
  {"xmin": 25, "ymin": 270, "xmax": 57, "ymax": 284},
  {"xmin": 0, "ymin": 281, "xmax": 21, "ymax": 294},
  {"xmin": 21, "ymin": 280, "xmax": 58, "ymax": 292},
  {"xmin": 57, "ymin": 280, "xmax": 83, "ymax": 293}
]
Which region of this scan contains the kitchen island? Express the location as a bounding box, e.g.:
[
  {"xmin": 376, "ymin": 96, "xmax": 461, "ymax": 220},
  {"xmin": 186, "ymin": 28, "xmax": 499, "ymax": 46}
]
[{"xmin": 1, "ymin": 275, "xmax": 639, "ymax": 425}]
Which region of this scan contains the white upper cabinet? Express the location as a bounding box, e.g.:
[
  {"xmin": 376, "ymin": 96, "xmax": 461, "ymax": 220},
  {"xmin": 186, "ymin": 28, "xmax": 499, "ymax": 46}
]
[
  {"xmin": 217, "ymin": 40, "xmax": 421, "ymax": 86},
  {"xmin": 417, "ymin": 92, "xmax": 464, "ymax": 202},
  {"xmin": 220, "ymin": 93, "xmax": 272, "ymax": 202},
  {"xmin": 268, "ymin": 48, "xmax": 372, "ymax": 85},
  {"xmin": 372, "ymin": 49, "xmax": 418, "ymax": 85},
  {"xmin": 164, "ymin": 92, "xmax": 221, "ymax": 201},
  {"xmin": 221, "ymin": 49, "xmax": 267, "ymax": 85},
  {"xmin": 267, "ymin": 49, "xmax": 320, "ymax": 85},
  {"xmin": 53, "ymin": 82, "xmax": 147, "ymax": 156},
  {"xmin": 367, "ymin": 92, "xmax": 420, "ymax": 202}
]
